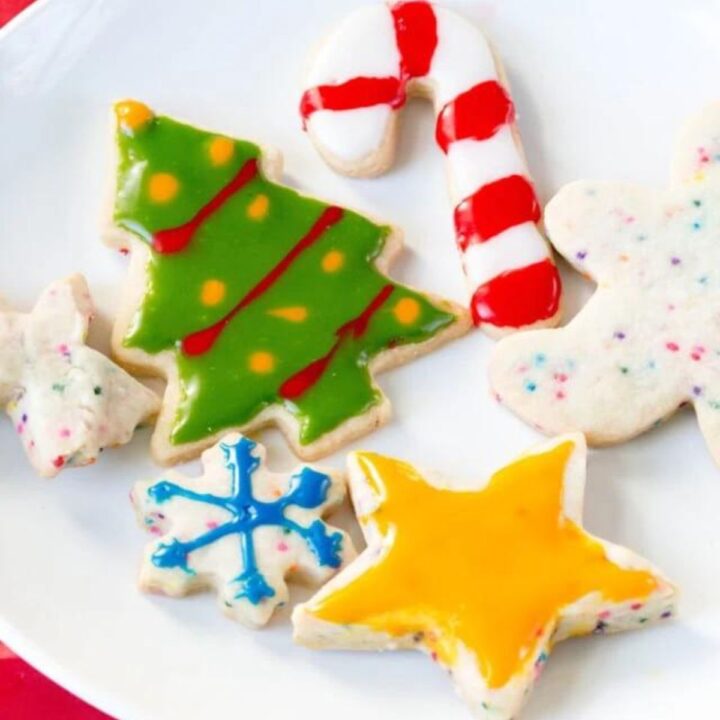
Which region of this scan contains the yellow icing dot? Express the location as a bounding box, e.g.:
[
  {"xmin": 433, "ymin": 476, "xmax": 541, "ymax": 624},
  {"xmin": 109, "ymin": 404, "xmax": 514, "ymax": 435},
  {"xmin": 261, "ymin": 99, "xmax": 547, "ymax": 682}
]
[
  {"xmin": 200, "ymin": 279, "xmax": 226, "ymax": 306},
  {"xmin": 322, "ymin": 250, "xmax": 344, "ymax": 273},
  {"xmin": 247, "ymin": 194, "xmax": 270, "ymax": 220},
  {"xmin": 268, "ymin": 306, "xmax": 308, "ymax": 323},
  {"xmin": 148, "ymin": 173, "xmax": 180, "ymax": 203},
  {"xmin": 115, "ymin": 100, "xmax": 154, "ymax": 133},
  {"xmin": 249, "ymin": 351, "xmax": 275, "ymax": 374},
  {"xmin": 209, "ymin": 136, "xmax": 235, "ymax": 166},
  {"xmin": 393, "ymin": 297, "xmax": 421, "ymax": 325}
]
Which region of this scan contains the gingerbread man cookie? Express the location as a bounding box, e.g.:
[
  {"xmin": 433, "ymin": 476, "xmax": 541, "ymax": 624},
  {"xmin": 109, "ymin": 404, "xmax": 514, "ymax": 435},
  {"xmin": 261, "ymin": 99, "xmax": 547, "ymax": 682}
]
[
  {"xmin": 132, "ymin": 433, "xmax": 355, "ymax": 627},
  {"xmin": 0, "ymin": 275, "xmax": 158, "ymax": 477},
  {"xmin": 106, "ymin": 101, "xmax": 469, "ymax": 466},
  {"xmin": 293, "ymin": 435, "xmax": 676, "ymax": 720},
  {"xmin": 300, "ymin": 0, "xmax": 562, "ymax": 333},
  {"xmin": 490, "ymin": 103, "xmax": 720, "ymax": 464}
]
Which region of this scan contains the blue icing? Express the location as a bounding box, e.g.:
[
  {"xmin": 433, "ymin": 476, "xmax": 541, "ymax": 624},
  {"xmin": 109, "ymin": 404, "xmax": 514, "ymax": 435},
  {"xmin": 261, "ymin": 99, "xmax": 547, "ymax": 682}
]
[{"xmin": 147, "ymin": 436, "xmax": 343, "ymax": 605}]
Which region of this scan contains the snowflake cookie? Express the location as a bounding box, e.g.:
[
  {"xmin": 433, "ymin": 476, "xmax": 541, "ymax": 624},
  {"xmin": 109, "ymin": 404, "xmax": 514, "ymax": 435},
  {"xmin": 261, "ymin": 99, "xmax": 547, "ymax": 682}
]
[
  {"xmin": 0, "ymin": 275, "xmax": 158, "ymax": 477},
  {"xmin": 491, "ymin": 103, "xmax": 720, "ymax": 464},
  {"xmin": 293, "ymin": 435, "xmax": 676, "ymax": 720},
  {"xmin": 106, "ymin": 100, "xmax": 469, "ymax": 466},
  {"xmin": 132, "ymin": 433, "xmax": 355, "ymax": 627}
]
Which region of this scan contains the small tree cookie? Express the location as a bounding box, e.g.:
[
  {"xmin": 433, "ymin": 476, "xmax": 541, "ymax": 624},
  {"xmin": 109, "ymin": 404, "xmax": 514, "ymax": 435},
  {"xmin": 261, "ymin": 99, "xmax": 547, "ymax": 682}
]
[{"xmin": 0, "ymin": 275, "xmax": 158, "ymax": 477}]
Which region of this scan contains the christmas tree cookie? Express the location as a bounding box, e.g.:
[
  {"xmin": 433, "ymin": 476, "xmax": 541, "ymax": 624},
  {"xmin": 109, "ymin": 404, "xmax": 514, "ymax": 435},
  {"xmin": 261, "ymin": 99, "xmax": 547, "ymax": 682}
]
[
  {"xmin": 105, "ymin": 101, "xmax": 469, "ymax": 465},
  {"xmin": 293, "ymin": 435, "xmax": 676, "ymax": 720}
]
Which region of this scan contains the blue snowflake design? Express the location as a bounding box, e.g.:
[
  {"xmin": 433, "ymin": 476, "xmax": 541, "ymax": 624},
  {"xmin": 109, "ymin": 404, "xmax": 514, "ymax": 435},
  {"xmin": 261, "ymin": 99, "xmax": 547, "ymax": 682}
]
[{"xmin": 147, "ymin": 437, "xmax": 344, "ymax": 605}]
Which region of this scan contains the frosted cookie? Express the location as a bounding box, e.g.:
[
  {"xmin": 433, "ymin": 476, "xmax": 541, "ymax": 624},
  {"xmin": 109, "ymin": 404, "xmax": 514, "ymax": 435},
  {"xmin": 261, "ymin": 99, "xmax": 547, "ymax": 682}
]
[
  {"xmin": 132, "ymin": 433, "xmax": 354, "ymax": 627},
  {"xmin": 0, "ymin": 275, "xmax": 158, "ymax": 477},
  {"xmin": 299, "ymin": 0, "xmax": 561, "ymax": 334},
  {"xmin": 293, "ymin": 435, "xmax": 676, "ymax": 720},
  {"xmin": 490, "ymin": 103, "xmax": 720, "ymax": 464},
  {"xmin": 105, "ymin": 100, "xmax": 469, "ymax": 466}
]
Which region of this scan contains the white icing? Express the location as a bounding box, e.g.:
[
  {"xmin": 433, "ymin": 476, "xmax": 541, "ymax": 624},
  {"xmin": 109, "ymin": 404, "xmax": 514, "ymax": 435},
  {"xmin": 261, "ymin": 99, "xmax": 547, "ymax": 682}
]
[
  {"xmin": 428, "ymin": 6, "xmax": 498, "ymax": 109},
  {"xmin": 446, "ymin": 128, "xmax": 528, "ymax": 204},
  {"xmin": 133, "ymin": 432, "xmax": 355, "ymax": 628},
  {"xmin": 308, "ymin": 106, "xmax": 393, "ymax": 163},
  {"xmin": 462, "ymin": 223, "xmax": 549, "ymax": 288},
  {"xmin": 305, "ymin": 5, "xmax": 399, "ymax": 86},
  {"xmin": 0, "ymin": 275, "xmax": 158, "ymax": 477}
]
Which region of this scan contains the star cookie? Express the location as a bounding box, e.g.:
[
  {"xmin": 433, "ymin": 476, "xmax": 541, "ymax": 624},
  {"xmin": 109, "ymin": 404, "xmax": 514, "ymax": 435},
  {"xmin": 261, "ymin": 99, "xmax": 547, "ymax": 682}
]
[
  {"xmin": 293, "ymin": 435, "xmax": 676, "ymax": 720},
  {"xmin": 132, "ymin": 433, "xmax": 355, "ymax": 627},
  {"xmin": 491, "ymin": 103, "xmax": 720, "ymax": 463},
  {"xmin": 0, "ymin": 275, "xmax": 158, "ymax": 477}
]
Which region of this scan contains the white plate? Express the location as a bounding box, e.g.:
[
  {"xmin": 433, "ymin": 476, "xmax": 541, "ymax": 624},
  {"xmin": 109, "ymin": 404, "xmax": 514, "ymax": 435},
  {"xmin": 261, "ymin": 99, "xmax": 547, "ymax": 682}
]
[{"xmin": 1, "ymin": 0, "xmax": 720, "ymax": 718}]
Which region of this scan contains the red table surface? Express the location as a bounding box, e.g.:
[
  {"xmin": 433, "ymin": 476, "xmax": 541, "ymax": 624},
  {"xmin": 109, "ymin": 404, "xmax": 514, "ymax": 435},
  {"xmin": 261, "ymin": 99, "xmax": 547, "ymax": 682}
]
[{"xmin": 0, "ymin": 2, "xmax": 114, "ymax": 718}]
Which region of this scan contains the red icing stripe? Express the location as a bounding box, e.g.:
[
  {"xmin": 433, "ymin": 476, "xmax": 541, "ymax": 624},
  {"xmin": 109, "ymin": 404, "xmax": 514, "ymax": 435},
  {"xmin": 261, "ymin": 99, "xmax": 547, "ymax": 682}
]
[
  {"xmin": 299, "ymin": 0, "xmax": 438, "ymax": 124},
  {"xmin": 392, "ymin": 1, "xmax": 437, "ymax": 79},
  {"xmin": 182, "ymin": 206, "xmax": 344, "ymax": 356},
  {"xmin": 300, "ymin": 77, "xmax": 403, "ymax": 125},
  {"xmin": 153, "ymin": 158, "xmax": 258, "ymax": 254},
  {"xmin": 454, "ymin": 174, "xmax": 541, "ymax": 250},
  {"xmin": 435, "ymin": 80, "xmax": 515, "ymax": 153},
  {"xmin": 470, "ymin": 259, "xmax": 560, "ymax": 328},
  {"xmin": 280, "ymin": 284, "xmax": 394, "ymax": 399}
]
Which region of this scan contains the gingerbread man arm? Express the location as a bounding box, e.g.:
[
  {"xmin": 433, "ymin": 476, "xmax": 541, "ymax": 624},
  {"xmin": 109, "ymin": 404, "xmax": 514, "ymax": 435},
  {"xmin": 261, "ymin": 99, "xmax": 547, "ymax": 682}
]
[
  {"xmin": 544, "ymin": 180, "xmax": 662, "ymax": 285},
  {"xmin": 670, "ymin": 102, "xmax": 720, "ymax": 186},
  {"xmin": 489, "ymin": 291, "xmax": 688, "ymax": 445}
]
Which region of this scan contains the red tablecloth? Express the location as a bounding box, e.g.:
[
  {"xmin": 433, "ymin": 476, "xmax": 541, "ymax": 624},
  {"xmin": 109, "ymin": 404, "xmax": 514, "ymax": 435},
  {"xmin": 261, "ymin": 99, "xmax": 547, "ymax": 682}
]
[
  {"xmin": 0, "ymin": 0, "xmax": 35, "ymax": 27},
  {"xmin": 0, "ymin": 643, "xmax": 112, "ymax": 718},
  {"xmin": 0, "ymin": 3, "xmax": 114, "ymax": 718}
]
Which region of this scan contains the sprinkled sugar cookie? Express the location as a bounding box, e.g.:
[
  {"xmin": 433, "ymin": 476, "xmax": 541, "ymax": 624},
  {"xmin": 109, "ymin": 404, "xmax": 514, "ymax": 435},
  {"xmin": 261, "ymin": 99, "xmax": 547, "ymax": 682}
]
[
  {"xmin": 299, "ymin": 0, "xmax": 562, "ymax": 334},
  {"xmin": 293, "ymin": 435, "xmax": 676, "ymax": 720},
  {"xmin": 132, "ymin": 432, "xmax": 354, "ymax": 627},
  {"xmin": 0, "ymin": 275, "xmax": 158, "ymax": 477},
  {"xmin": 490, "ymin": 103, "xmax": 720, "ymax": 464},
  {"xmin": 105, "ymin": 101, "xmax": 469, "ymax": 465}
]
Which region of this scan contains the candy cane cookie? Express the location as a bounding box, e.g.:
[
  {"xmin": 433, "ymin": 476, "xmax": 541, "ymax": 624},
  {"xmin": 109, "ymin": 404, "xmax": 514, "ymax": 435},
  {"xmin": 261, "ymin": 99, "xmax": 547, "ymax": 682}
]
[{"xmin": 299, "ymin": 1, "xmax": 562, "ymax": 335}]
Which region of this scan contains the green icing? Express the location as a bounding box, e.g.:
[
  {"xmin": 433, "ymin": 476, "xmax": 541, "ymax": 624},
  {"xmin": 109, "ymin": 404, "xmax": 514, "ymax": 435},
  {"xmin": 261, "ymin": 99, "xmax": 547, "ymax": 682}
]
[{"xmin": 113, "ymin": 105, "xmax": 458, "ymax": 447}]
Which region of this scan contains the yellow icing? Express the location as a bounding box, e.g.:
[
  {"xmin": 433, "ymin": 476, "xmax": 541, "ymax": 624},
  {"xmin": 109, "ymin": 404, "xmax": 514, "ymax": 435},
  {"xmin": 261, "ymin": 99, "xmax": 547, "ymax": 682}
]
[
  {"xmin": 248, "ymin": 351, "xmax": 275, "ymax": 374},
  {"xmin": 310, "ymin": 442, "xmax": 659, "ymax": 688},
  {"xmin": 321, "ymin": 250, "xmax": 344, "ymax": 273},
  {"xmin": 269, "ymin": 306, "xmax": 308, "ymax": 323},
  {"xmin": 148, "ymin": 173, "xmax": 179, "ymax": 203},
  {"xmin": 247, "ymin": 193, "xmax": 270, "ymax": 220},
  {"xmin": 393, "ymin": 297, "xmax": 420, "ymax": 325},
  {"xmin": 208, "ymin": 136, "xmax": 235, "ymax": 166},
  {"xmin": 115, "ymin": 100, "xmax": 153, "ymax": 133},
  {"xmin": 200, "ymin": 279, "xmax": 226, "ymax": 306}
]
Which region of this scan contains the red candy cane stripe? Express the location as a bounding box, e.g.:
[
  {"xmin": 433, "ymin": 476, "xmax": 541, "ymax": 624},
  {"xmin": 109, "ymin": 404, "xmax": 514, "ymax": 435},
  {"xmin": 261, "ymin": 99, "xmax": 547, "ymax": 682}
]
[{"xmin": 300, "ymin": 0, "xmax": 561, "ymax": 332}]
